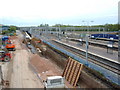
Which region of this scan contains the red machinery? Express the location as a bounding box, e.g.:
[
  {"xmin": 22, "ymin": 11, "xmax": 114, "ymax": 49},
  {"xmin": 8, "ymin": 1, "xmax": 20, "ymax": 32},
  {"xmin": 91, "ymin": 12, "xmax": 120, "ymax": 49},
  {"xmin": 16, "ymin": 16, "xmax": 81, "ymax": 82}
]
[
  {"xmin": 0, "ymin": 51, "xmax": 11, "ymax": 62},
  {"xmin": 5, "ymin": 43, "xmax": 16, "ymax": 51},
  {"xmin": 3, "ymin": 39, "xmax": 16, "ymax": 51}
]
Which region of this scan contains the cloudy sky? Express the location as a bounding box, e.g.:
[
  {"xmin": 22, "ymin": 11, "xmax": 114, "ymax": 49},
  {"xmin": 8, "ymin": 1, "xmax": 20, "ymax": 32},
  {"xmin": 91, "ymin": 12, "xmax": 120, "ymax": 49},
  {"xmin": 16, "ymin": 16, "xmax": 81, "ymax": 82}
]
[{"xmin": 0, "ymin": 0, "xmax": 119, "ymax": 26}]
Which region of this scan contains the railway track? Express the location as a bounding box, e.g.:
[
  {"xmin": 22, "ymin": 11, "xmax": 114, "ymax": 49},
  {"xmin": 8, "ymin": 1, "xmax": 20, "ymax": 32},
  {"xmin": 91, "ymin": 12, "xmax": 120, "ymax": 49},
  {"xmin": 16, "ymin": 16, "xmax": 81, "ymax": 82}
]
[
  {"xmin": 30, "ymin": 32, "xmax": 119, "ymax": 74},
  {"xmin": 52, "ymin": 40, "xmax": 120, "ymax": 75}
]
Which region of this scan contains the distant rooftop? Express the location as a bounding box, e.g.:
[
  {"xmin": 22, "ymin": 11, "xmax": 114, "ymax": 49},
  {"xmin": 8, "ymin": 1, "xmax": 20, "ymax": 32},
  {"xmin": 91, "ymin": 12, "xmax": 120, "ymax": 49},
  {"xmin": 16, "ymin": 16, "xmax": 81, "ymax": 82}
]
[
  {"xmin": 0, "ymin": 24, "xmax": 3, "ymax": 26},
  {"xmin": 0, "ymin": 24, "xmax": 9, "ymax": 26}
]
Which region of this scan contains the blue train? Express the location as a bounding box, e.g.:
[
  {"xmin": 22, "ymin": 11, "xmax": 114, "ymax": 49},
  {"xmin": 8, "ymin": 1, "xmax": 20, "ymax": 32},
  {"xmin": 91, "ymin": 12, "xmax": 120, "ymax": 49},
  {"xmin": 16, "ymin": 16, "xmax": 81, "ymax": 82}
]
[{"xmin": 90, "ymin": 34, "xmax": 118, "ymax": 40}]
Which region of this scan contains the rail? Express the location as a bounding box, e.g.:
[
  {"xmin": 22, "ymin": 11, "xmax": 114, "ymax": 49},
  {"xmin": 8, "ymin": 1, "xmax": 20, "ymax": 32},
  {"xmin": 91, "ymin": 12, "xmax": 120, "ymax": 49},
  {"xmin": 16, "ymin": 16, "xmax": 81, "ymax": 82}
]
[
  {"xmin": 42, "ymin": 40, "xmax": 120, "ymax": 85},
  {"xmin": 53, "ymin": 40, "xmax": 120, "ymax": 69}
]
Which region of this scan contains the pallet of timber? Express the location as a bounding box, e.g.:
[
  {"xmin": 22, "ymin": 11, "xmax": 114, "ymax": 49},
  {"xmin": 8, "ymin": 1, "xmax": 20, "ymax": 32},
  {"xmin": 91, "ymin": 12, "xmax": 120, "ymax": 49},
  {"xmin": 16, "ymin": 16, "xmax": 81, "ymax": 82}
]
[{"xmin": 62, "ymin": 57, "xmax": 83, "ymax": 87}]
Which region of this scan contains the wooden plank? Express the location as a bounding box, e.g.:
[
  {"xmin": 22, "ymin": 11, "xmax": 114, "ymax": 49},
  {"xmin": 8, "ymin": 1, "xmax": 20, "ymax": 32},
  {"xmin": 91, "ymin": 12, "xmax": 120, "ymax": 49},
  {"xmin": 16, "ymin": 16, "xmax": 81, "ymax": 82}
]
[
  {"xmin": 70, "ymin": 63, "xmax": 77, "ymax": 85},
  {"xmin": 68, "ymin": 60, "xmax": 76, "ymax": 83},
  {"xmin": 69, "ymin": 61, "xmax": 77, "ymax": 84},
  {"xmin": 66, "ymin": 59, "xmax": 74, "ymax": 81},
  {"xmin": 71, "ymin": 63, "xmax": 79, "ymax": 86},
  {"xmin": 72, "ymin": 63, "xmax": 80, "ymax": 86},
  {"xmin": 62, "ymin": 58, "xmax": 70, "ymax": 77},
  {"xmin": 73, "ymin": 64, "xmax": 83, "ymax": 87},
  {"xmin": 63, "ymin": 57, "xmax": 72, "ymax": 77},
  {"xmin": 68, "ymin": 60, "xmax": 75, "ymax": 82},
  {"xmin": 64, "ymin": 58, "xmax": 72, "ymax": 80}
]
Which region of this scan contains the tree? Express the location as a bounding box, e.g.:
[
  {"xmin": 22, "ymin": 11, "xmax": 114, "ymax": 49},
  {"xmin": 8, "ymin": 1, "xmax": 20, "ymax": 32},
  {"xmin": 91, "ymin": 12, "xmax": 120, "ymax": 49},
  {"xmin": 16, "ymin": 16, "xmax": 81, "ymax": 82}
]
[
  {"xmin": 2, "ymin": 30, "xmax": 9, "ymax": 35},
  {"xmin": 9, "ymin": 26, "xmax": 17, "ymax": 32},
  {"xmin": 38, "ymin": 24, "xmax": 49, "ymax": 27}
]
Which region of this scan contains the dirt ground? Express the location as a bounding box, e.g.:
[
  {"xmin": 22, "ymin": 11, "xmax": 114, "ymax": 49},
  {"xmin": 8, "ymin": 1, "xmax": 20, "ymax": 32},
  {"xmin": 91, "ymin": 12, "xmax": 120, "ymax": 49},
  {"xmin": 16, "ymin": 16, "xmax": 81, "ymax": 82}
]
[
  {"xmin": 10, "ymin": 31, "xmax": 44, "ymax": 88},
  {"xmin": 0, "ymin": 30, "xmax": 70, "ymax": 88},
  {"xmin": 30, "ymin": 54, "xmax": 63, "ymax": 81},
  {"xmin": 0, "ymin": 31, "xmax": 72, "ymax": 88},
  {"xmin": 0, "ymin": 31, "xmax": 44, "ymax": 88}
]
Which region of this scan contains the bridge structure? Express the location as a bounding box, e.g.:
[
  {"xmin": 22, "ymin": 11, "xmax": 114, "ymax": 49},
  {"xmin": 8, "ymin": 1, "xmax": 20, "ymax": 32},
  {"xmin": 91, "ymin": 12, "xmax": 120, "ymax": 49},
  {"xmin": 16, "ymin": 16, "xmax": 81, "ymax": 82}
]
[{"xmin": 19, "ymin": 26, "xmax": 105, "ymax": 34}]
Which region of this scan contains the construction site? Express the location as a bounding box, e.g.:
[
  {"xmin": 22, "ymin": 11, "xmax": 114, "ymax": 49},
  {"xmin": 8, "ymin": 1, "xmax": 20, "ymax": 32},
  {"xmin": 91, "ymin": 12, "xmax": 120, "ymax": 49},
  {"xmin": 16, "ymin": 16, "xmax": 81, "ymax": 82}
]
[
  {"xmin": 0, "ymin": 29, "xmax": 119, "ymax": 89},
  {"xmin": 0, "ymin": 0, "xmax": 120, "ymax": 89}
]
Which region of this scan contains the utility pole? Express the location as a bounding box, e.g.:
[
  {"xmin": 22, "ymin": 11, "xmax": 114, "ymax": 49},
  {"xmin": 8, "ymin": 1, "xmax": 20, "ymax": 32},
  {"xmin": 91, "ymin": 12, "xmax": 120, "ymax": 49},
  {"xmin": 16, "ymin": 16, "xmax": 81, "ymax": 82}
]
[
  {"xmin": 82, "ymin": 20, "xmax": 93, "ymax": 67},
  {"xmin": 82, "ymin": 20, "xmax": 86, "ymax": 33},
  {"xmin": 103, "ymin": 28, "xmax": 105, "ymax": 38},
  {"xmin": 85, "ymin": 34, "xmax": 89, "ymax": 66},
  {"xmin": 56, "ymin": 27, "xmax": 57, "ymax": 37},
  {"xmin": 118, "ymin": 30, "xmax": 120, "ymax": 62},
  {"xmin": 117, "ymin": 1, "xmax": 120, "ymax": 85},
  {"xmin": 58, "ymin": 25, "xmax": 61, "ymax": 40},
  {"xmin": 118, "ymin": 1, "xmax": 120, "ymax": 63}
]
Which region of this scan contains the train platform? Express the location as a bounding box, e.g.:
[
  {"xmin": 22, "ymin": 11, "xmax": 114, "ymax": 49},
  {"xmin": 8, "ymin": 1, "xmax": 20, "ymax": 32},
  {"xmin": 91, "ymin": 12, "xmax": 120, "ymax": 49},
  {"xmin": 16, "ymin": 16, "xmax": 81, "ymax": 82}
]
[
  {"xmin": 68, "ymin": 38, "xmax": 118, "ymax": 48},
  {"xmin": 55, "ymin": 39, "xmax": 118, "ymax": 63}
]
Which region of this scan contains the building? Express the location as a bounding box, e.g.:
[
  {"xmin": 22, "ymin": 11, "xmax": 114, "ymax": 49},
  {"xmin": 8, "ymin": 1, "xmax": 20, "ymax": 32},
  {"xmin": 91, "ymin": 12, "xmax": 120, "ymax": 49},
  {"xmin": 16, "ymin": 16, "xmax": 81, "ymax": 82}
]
[
  {"xmin": 0, "ymin": 24, "xmax": 9, "ymax": 30},
  {"xmin": 0, "ymin": 24, "xmax": 10, "ymax": 33},
  {"xmin": 0, "ymin": 24, "xmax": 2, "ymax": 33}
]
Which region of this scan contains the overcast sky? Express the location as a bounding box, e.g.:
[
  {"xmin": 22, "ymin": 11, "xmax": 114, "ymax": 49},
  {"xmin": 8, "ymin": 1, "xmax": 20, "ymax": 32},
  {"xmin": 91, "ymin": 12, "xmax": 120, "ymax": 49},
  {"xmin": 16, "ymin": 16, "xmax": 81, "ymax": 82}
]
[{"xmin": 0, "ymin": 0, "xmax": 119, "ymax": 26}]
